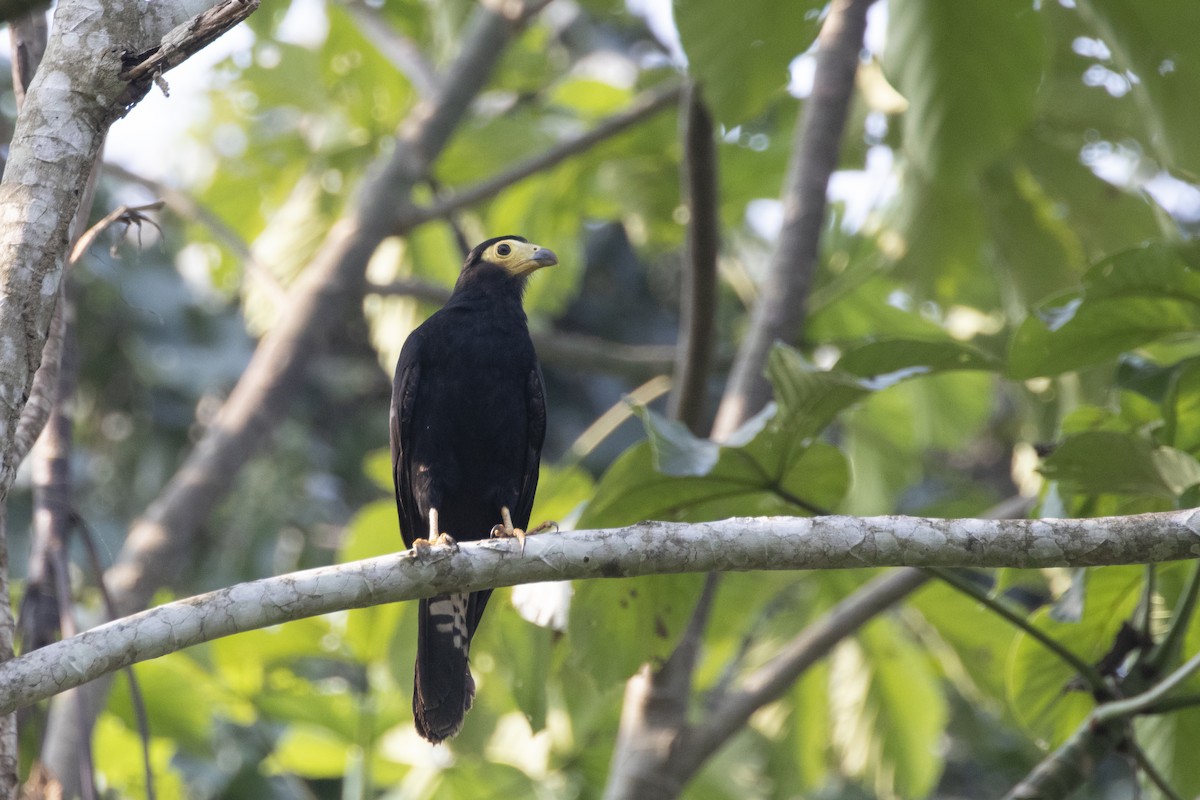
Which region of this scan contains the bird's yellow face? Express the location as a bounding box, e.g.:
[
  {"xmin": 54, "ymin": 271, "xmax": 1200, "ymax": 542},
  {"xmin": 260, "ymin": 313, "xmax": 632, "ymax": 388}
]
[{"xmin": 483, "ymin": 238, "xmax": 559, "ymax": 277}]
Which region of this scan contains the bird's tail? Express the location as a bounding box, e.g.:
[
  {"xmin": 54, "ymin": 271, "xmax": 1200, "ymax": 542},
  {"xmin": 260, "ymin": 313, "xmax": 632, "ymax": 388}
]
[{"xmin": 413, "ymin": 593, "xmax": 476, "ymax": 743}]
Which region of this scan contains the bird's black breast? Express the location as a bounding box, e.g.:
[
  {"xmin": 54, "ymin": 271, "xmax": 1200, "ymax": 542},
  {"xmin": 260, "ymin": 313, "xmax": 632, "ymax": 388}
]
[{"xmin": 400, "ymin": 302, "xmax": 541, "ymax": 543}]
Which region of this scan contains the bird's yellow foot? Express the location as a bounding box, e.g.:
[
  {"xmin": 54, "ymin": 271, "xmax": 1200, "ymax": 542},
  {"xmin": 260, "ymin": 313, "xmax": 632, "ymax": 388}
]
[
  {"xmin": 490, "ymin": 508, "xmax": 557, "ymax": 554},
  {"xmin": 412, "ymin": 532, "xmax": 458, "ymax": 563}
]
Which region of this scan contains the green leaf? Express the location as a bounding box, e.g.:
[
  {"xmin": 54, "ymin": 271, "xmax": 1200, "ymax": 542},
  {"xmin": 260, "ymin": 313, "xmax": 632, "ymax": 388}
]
[
  {"xmin": 831, "ymin": 617, "xmax": 947, "ymax": 798},
  {"xmin": 568, "ymin": 573, "xmax": 704, "ymax": 687},
  {"xmin": 836, "ymin": 338, "xmax": 1002, "ymax": 383},
  {"xmin": 886, "ymin": 0, "xmax": 1045, "ymax": 179},
  {"xmin": 1006, "ymin": 567, "xmax": 1143, "ymax": 745},
  {"xmin": 766, "ymin": 344, "xmax": 871, "ymax": 442},
  {"xmin": 93, "ymin": 714, "xmax": 187, "ymax": 800},
  {"xmin": 1137, "ymin": 708, "xmax": 1200, "ymax": 800},
  {"xmin": 675, "ymin": 0, "xmax": 822, "ymax": 125},
  {"xmin": 108, "ymin": 651, "xmax": 257, "ymax": 753},
  {"xmin": 1079, "ymin": 0, "xmax": 1200, "ymax": 177},
  {"xmin": 578, "ymin": 437, "xmax": 849, "ymax": 526},
  {"xmin": 471, "ymin": 597, "xmax": 556, "ymax": 732},
  {"xmin": 912, "ymin": 581, "xmax": 1016, "ymax": 703},
  {"xmin": 1163, "ymin": 359, "xmax": 1200, "ymax": 454},
  {"xmin": 211, "ymin": 616, "xmax": 338, "ymax": 695},
  {"xmin": 1009, "ymin": 244, "xmax": 1200, "ymax": 379},
  {"xmin": 1039, "ymin": 431, "xmax": 1200, "ymax": 500},
  {"xmin": 632, "ymin": 404, "xmax": 720, "ymax": 476}
]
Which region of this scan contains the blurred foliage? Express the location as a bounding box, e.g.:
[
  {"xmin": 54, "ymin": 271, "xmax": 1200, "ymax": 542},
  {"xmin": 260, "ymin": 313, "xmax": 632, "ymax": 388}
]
[{"xmin": 7, "ymin": 0, "xmax": 1200, "ymax": 797}]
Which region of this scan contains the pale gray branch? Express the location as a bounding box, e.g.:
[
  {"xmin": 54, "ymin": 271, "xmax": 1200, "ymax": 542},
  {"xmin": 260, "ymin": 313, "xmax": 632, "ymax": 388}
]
[{"xmin": 5, "ymin": 510, "xmax": 1200, "ymax": 716}]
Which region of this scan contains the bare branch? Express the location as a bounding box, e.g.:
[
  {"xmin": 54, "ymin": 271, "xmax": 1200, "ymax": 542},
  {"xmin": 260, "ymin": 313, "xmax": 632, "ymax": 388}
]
[
  {"xmin": 117, "ymin": 0, "xmax": 261, "ymax": 105},
  {"xmin": 710, "ymin": 0, "xmax": 872, "ymax": 440},
  {"xmin": 667, "ymin": 83, "xmax": 719, "ymax": 434},
  {"xmin": 4, "ymin": 510, "xmax": 1200, "ymax": 716}
]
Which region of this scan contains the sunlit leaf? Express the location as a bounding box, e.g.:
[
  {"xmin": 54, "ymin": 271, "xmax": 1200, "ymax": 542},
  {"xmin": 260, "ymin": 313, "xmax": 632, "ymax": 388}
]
[
  {"xmin": 675, "ymin": 0, "xmax": 822, "ymax": 125},
  {"xmin": 1006, "ymin": 567, "xmax": 1143, "ymax": 745},
  {"xmin": 831, "ymin": 617, "xmax": 947, "ymax": 798}
]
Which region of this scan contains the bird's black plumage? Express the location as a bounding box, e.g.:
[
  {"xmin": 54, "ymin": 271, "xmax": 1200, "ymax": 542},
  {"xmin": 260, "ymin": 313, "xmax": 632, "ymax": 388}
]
[{"xmin": 390, "ymin": 235, "xmax": 554, "ymax": 743}]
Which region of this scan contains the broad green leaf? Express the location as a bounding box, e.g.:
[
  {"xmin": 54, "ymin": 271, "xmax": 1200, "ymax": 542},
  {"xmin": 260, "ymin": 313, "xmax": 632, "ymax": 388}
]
[
  {"xmin": 767, "ymin": 345, "xmax": 871, "ymax": 442},
  {"xmin": 841, "ymin": 371, "xmax": 997, "ymax": 515},
  {"xmin": 808, "ymin": 274, "xmax": 952, "ymax": 342},
  {"xmin": 1009, "ymin": 244, "xmax": 1200, "ymax": 379},
  {"xmin": 831, "ymin": 617, "xmax": 947, "ymax": 798},
  {"xmin": 1079, "ymin": 0, "xmax": 1200, "ymax": 177},
  {"xmin": 1163, "ymin": 359, "xmax": 1200, "ymax": 454},
  {"xmin": 341, "ymin": 500, "xmax": 403, "ymax": 563},
  {"xmin": 631, "ymin": 404, "xmax": 720, "ymax": 476},
  {"xmin": 675, "ymin": 0, "xmax": 822, "ymax": 125},
  {"xmin": 836, "ymin": 338, "xmax": 1002, "ymax": 383},
  {"xmin": 1014, "ymin": 133, "xmax": 1163, "ymax": 263},
  {"xmin": 254, "ymin": 669, "xmax": 407, "ymax": 742},
  {"xmin": 338, "ymin": 503, "xmax": 409, "ymax": 664},
  {"xmin": 211, "ymin": 617, "xmax": 338, "ymax": 695},
  {"xmin": 108, "ymin": 651, "xmax": 257, "ymax": 753},
  {"xmin": 1039, "ymin": 431, "xmax": 1200, "ymax": 499},
  {"xmin": 434, "ymin": 761, "xmax": 540, "ymax": 799},
  {"xmin": 364, "ymin": 448, "xmax": 393, "ymax": 493},
  {"xmin": 471, "ymin": 596, "xmax": 556, "ymax": 732},
  {"xmin": 269, "ymin": 725, "xmax": 357, "ymax": 778},
  {"xmin": 780, "ymin": 660, "xmax": 832, "ymax": 793},
  {"xmin": 981, "ymin": 162, "xmax": 1086, "ymax": 305},
  {"xmin": 579, "ymin": 438, "xmax": 849, "ymax": 525},
  {"xmin": 886, "ymin": 0, "xmax": 1044, "ymax": 179},
  {"xmin": 567, "ymin": 573, "xmax": 703, "ymax": 686},
  {"xmin": 93, "ymin": 714, "xmax": 186, "ymax": 800},
  {"xmin": 529, "ymin": 463, "xmax": 595, "ymax": 527},
  {"xmin": 1136, "ymin": 709, "xmax": 1200, "ymax": 800},
  {"xmin": 912, "ymin": 581, "xmax": 1016, "ymax": 703},
  {"xmin": 1007, "ymin": 566, "xmax": 1143, "ymax": 745}
]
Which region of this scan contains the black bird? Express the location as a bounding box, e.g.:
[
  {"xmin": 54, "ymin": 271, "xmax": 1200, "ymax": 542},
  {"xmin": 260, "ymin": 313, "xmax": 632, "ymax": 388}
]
[{"xmin": 390, "ymin": 235, "xmax": 556, "ymax": 743}]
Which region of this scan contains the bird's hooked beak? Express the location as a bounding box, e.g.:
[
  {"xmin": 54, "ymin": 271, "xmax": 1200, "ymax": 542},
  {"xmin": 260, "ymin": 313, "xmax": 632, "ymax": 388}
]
[{"xmin": 504, "ymin": 241, "xmax": 559, "ymax": 277}]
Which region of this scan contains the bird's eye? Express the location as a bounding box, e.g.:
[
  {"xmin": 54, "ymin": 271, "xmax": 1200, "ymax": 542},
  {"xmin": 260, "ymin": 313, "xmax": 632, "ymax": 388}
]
[{"xmin": 497, "ymin": 243, "xmax": 511, "ymax": 256}]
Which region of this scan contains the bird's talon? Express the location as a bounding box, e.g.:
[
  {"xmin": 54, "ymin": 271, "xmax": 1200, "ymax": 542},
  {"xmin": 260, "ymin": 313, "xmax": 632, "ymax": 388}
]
[
  {"xmin": 491, "ymin": 523, "xmax": 528, "ymax": 554},
  {"xmin": 412, "ymin": 533, "xmax": 458, "ymax": 563},
  {"xmin": 527, "ymin": 520, "xmax": 558, "ymax": 535}
]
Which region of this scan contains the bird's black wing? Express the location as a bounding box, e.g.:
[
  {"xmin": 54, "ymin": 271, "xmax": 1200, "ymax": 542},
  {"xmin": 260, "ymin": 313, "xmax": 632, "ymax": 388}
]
[
  {"xmin": 516, "ymin": 363, "xmax": 548, "ymax": 528},
  {"xmin": 390, "ymin": 334, "xmax": 423, "ymax": 550},
  {"xmin": 465, "ymin": 364, "xmax": 545, "ymax": 637}
]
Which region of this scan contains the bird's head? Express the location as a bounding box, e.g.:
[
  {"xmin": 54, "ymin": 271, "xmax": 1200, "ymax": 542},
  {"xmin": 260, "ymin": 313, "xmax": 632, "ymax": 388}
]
[{"xmin": 457, "ymin": 235, "xmax": 558, "ymax": 291}]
